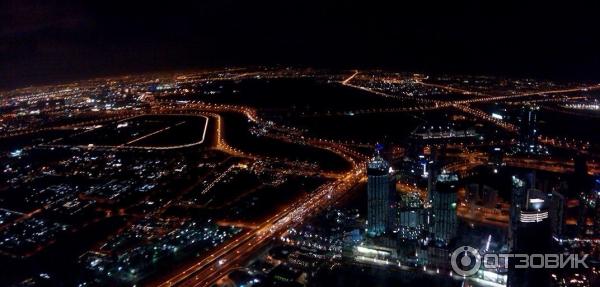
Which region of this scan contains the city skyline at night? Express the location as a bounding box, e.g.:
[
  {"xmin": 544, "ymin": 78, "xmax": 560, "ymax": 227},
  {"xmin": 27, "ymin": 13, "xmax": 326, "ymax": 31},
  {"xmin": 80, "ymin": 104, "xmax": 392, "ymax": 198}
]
[{"xmin": 1, "ymin": 2, "xmax": 600, "ymax": 287}]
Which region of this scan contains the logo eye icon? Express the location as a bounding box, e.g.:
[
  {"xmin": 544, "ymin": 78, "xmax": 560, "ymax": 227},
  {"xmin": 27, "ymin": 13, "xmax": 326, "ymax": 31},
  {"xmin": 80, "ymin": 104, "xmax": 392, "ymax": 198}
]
[{"xmin": 450, "ymin": 246, "xmax": 481, "ymax": 277}]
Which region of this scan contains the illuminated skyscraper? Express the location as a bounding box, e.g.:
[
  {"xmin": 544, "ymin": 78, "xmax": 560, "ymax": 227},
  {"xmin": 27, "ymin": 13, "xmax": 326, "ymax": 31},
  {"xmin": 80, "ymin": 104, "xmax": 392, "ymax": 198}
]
[
  {"xmin": 397, "ymin": 193, "xmax": 427, "ymax": 241},
  {"xmin": 430, "ymin": 172, "xmax": 458, "ymax": 246},
  {"xmin": 367, "ymin": 148, "xmax": 395, "ymax": 237},
  {"xmin": 509, "ymin": 188, "xmax": 553, "ymax": 287},
  {"xmin": 593, "ymin": 178, "xmax": 600, "ymax": 237},
  {"xmin": 548, "ymin": 188, "xmax": 565, "ymax": 237},
  {"xmin": 573, "ymin": 154, "xmax": 595, "ymax": 237},
  {"xmin": 508, "ymin": 173, "xmax": 530, "ymax": 251},
  {"xmin": 517, "ymin": 105, "xmax": 540, "ymax": 154}
]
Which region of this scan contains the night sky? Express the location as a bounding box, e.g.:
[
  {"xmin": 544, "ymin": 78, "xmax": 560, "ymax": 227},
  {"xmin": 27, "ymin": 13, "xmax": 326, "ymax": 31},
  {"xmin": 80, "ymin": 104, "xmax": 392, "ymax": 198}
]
[{"xmin": 2, "ymin": 0, "xmax": 600, "ymax": 89}]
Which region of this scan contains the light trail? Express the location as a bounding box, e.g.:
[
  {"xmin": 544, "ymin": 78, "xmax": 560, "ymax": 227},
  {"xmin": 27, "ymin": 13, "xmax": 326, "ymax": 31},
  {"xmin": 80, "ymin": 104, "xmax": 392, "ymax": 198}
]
[
  {"xmin": 341, "ymin": 70, "xmax": 359, "ymax": 85},
  {"xmin": 200, "ymin": 165, "xmax": 236, "ymax": 195},
  {"xmin": 124, "ymin": 120, "xmax": 185, "ymax": 145}
]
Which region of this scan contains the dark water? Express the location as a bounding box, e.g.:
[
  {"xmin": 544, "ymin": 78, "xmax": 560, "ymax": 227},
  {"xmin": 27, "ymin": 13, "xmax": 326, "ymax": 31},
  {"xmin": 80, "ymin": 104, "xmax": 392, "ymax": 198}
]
[
  {"xmin": 284, "ymin": 112, "xmax": 424, "ymax": 143},
  {"xmin": 536, "ymin": 109, "xmax": 600, "ymax": 143},
  {"xmin": 189, "ymin": 78, "xmax": 419, "ymax": 112},
  {"xmin": 221, "ymin": 112, "xmax": 351, "ymax": 172}
]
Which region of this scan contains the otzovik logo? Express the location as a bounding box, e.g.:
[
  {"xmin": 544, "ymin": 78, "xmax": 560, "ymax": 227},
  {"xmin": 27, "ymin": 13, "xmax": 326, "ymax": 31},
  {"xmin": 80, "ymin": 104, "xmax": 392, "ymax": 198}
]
[
  {"xmin": 450, "ymin": 246, "xmax": 481, "ymax": 276},
  {"xmin": 450, "ymin": 245, "xmax": 590, "ymax": 277}
]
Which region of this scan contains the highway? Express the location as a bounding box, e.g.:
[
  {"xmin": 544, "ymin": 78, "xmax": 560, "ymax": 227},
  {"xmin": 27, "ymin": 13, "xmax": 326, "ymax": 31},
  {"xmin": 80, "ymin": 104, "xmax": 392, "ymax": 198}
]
[
  {"xmin": 132, "ymin": 98, "xmax": 369, "ymax": 287},
  {"xmin": 341, "ymin": 70, "xmax": 359, "ymax": 85},
  {"xmin": 152, "ymin": 168, "xmax": 365, "ymax": 287}
]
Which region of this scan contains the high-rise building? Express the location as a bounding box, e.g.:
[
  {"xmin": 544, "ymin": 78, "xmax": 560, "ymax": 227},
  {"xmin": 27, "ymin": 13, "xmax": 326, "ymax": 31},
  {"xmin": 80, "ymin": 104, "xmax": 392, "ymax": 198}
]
[
  {"xmin": 517, "ymin": 105, "xmax": 540, "ymax": 154},
  {"xmin": 592, "ymin": 177, "xmax": 600, "ymax": 237},
  {"xmin": 425, "ymin": 149, "xmax": 442, "ymax": 201},
  {"xmin": 429, "ymin": 172, "xmax": 458, "ymax": 246},
  {"xmin": 397, "ymin": 193, "xmax": 427, "ymax": 241},
  {"xmin": 573, "ymin": 154, "xmax": 595, "ymax": 237},
  {"xmin": 509, "ymin": 188, "xmax": 553, "ymax": 287},
  {"xmin": 366, "ymin": 149, "xmax": 395, "ymax": 237},
  {"xmin": 488, "ymin": 146, "xmax": 504, "ymax": 167},
  {"xmin": 509, "ymin": 172, "xmax": 562, "ymax": 240},
  {"xmin": 508, "ymin": 173, "xmax": 533, "ymax": 251},
  {"xmin": 548, "ymin": 188, "xmax": 565, "ymax": 237}
]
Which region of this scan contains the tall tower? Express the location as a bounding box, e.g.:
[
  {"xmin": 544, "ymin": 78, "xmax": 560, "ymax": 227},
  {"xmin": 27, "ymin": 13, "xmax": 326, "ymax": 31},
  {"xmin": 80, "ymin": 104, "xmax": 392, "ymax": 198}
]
[
  {"xmin": 397, "ymin": 193, "xmax": 426, "ymax": 241},
  {"xmin": 517, "ymin": 105, "xmax": 539, "ymax": 154},
  {"xmin": 508, "ymin": 173, "xmax": 529, "ymax": 251},
  {"xmin": 573, "ymin": 154, "xmax": 594, "ymax": 237},
  {"xmin": 430, "ymin": 172, "xmax": 458, "ymax": 246},
  {"xmin": 594, "ymin": 177, "xmax": 600, "ymax": 237},
  {"xmin": 548, "ymin": 188, "xmax": 565, "ymax": 237},
  {"xmin": 509, "ymin": 188, "xmax": 553, "ymax": 287},
  {"xmin": 367, "ymin": 146, "xmax": 394, "ymax": 237}
]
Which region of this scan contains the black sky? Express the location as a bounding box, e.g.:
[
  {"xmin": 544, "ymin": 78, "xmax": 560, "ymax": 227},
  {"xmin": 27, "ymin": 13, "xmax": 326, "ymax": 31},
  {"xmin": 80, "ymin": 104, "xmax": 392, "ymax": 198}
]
[{"xmin": 2, "ymin": 0, "xmax": 600, "ymax": 89}]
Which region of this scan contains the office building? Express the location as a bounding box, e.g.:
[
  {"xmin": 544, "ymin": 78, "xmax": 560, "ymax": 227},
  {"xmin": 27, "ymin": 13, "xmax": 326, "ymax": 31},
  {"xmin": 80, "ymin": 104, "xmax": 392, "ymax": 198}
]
[
  {"xmin": 430, "ymin": 172, "xmax": 458, "ymax": 246},
  {"xmin": 517, "ymin": 105, "xmax": 540, "ymax": 154},
  {"xmin": 367, "ymin": 149, "xmax": 395, "ymax": 237},
  {"xmin": 397, "ymin": 193, "xmax": 427, "ymax": 241},
  {"xmin": 509, "ymin": 188, "xmax": 553, "ymax": 287}
]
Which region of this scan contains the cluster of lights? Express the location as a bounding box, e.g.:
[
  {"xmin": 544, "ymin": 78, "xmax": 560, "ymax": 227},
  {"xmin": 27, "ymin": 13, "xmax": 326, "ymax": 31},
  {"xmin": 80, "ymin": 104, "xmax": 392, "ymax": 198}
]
[
  {"xmin": 563, "ymin": 103, "xmax": 600, "ymax": 111},
  {"xmin": 519, "ymin": 210, "xmax": 549, "ymax": 223}
]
